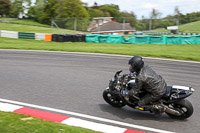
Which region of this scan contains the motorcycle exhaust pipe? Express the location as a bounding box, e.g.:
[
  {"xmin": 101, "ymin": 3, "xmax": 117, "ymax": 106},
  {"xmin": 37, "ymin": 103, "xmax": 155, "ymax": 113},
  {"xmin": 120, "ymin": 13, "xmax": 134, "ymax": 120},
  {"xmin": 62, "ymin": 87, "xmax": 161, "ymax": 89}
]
[{"xmin": 164, "ymin": 106, "xmax": 182, "ymax": 116}]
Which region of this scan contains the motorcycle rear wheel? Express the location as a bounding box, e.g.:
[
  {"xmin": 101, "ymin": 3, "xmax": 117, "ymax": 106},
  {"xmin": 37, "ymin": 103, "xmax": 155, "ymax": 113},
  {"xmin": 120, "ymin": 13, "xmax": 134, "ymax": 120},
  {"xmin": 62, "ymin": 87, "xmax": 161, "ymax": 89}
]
[
  {"xmin": 166, "ymin": 99, "xmax": 193, "ymax": 120},
  {"xmin": 103, "ymin": 89, "xmax": 126, "ymax": 108}
]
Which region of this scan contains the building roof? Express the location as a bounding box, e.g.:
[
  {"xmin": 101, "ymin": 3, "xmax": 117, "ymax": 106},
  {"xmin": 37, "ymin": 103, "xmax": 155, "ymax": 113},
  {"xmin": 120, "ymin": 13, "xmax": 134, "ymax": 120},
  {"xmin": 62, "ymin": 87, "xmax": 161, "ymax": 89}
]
[{"xmin": 90, "ymin": 21, "xmax": 135, "ymax": 33}]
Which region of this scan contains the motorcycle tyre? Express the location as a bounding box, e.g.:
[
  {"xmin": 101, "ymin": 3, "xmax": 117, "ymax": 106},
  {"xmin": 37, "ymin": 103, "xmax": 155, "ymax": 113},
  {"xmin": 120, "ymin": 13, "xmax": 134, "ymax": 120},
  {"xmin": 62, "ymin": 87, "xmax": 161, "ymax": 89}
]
[
  {"xmin": 103, "ymin": 89, "xmax": 126, "ymax": 108},
  {"xmin": 166, "ymin": 99, "xmax": 193, "ymax": 120}
]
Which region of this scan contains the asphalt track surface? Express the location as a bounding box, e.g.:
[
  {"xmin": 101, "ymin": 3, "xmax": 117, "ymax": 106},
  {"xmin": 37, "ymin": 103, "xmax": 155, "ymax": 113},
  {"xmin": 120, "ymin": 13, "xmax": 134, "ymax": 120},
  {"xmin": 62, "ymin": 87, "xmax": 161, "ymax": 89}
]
[{"xmin": 0, "ymin": 49, "xmax": 199, "ymax": 133}]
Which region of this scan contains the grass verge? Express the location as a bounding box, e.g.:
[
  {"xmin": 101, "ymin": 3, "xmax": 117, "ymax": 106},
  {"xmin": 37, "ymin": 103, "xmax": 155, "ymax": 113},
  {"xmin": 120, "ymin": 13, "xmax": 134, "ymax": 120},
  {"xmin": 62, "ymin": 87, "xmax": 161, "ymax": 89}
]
[
  {"xmin": 0, "ymin": 22, "xmax": 78, "ymax": 34},
  {"xmin": 179, "ymin": 21, "xmax": 200, "ymax": 33},
  {"xmin": 150, "ymin": 21, "xmax": 200, "ymax": 33},
  {"xmin": 0, "ymin": 37, "xmax": 200, "ymax": 61},
  {"xmin": 9, "ymin": 19, "xmax": 51, "ymax": 27},
  {"xmin": 0, "ymin": 111, "xmax": 96, "ymax": 133},
  {"xmin": 0, "ymin": 19, "xmax": 89, "ymax": 34}
]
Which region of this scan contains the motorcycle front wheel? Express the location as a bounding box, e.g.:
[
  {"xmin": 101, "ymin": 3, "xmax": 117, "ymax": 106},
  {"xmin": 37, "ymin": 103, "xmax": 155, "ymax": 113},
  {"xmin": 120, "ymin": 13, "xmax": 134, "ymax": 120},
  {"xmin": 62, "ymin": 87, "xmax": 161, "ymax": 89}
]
[
  {"xmin": 166, "ymin": 99, "xmax": 193, "ymax": 120},
  {"xmin": 103, "ymin": 89, "xmax": 126, "ymax": 108}
]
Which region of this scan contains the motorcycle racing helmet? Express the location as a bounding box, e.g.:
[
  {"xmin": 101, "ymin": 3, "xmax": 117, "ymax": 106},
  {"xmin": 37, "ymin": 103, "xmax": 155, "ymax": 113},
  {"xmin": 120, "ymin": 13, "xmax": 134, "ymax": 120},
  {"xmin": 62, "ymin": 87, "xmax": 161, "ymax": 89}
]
[{"xmin": 128, "ymin": 56, "xmax": 144, "ymax": 73}]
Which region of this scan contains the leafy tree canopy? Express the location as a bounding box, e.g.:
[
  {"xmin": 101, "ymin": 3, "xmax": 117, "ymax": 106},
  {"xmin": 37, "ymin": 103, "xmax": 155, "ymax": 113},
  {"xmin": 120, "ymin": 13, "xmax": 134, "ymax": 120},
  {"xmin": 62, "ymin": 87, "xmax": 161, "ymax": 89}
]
[
  {"xmin": 57, "ymin": 0, "xmax": 89, "ymax": 18},
  {"xmin": 0, "ymin": 0, "xmax": 12, "ymax": 17}
]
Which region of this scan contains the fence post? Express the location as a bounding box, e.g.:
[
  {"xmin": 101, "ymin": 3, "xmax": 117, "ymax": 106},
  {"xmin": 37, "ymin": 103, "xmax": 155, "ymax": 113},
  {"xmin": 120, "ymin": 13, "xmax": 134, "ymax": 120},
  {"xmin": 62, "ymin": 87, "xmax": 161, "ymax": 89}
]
[
  {"xmin": 51, "ymin": 20, "xmax": 63, "ymax": 34},
  {"xmin": 74, "ymin": 18, "xmax": 77, "ymax": 32}
]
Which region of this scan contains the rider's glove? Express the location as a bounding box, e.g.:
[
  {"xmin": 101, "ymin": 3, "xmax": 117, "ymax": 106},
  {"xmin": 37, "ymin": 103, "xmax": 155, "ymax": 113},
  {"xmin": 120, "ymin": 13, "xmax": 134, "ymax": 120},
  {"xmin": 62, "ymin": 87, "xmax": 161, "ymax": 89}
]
[{"xmin": 128, "ymin": 89, "xmax": 138, "ymax": 96}]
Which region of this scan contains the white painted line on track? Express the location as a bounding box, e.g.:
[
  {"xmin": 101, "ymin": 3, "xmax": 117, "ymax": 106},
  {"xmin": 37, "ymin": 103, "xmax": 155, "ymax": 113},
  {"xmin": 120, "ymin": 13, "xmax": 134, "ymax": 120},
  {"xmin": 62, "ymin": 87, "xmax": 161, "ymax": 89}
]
[
  {"xmin": 0, "ymin": 49, "xmax": 199, "ymax": 64},
  {"xmin": 62, "ymin": 118, "xmax": 128, "ymax": 133},
  {"xmin": 0, "ymin": 98, "xmax": 175, "ymax": 133},
  {"xmin": 0, "ymin": 102, "xmax": 22, "ymax": 112}
]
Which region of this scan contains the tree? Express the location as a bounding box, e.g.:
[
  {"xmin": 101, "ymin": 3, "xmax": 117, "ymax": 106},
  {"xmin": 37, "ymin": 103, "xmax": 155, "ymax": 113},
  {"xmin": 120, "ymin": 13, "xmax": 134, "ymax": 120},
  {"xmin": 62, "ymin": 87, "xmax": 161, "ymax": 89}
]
[
  {"xmin": 118, "ymin": 11, "xmax": 137, "ymax": 27},
  {"xmin": 88, "ymin": 8, "xmax": 107, "ymax": 18},
  {"xmin": 27, "ymin": 0, "xmax": 45, "ymax": 21},
  {"xmin": 174, "ymin": 6, "xmax": 181, "ymax": 16},
  {"xmin": 57, "ymin": 0, "xmax": 89, "ymax": 18},
  {"xmin": 39, "ymin": 0, "xmax": 58, "ymax": 24},
  {"xmin": 56, "ymin": 0, "xmax": 89, "ymax": 31},
  {"xmin": 98, "ymin": 4, "xmax": 120, "ymax": 17},
  {"xmin": 149, "ymin": 8, "xmax": 161, "ymax": 29},
  {"xmin": 27, "ymin": 0, "xmax": 58, "ymax": 24},
  {"xmin": 150, "ymin": 8, "xmax": 161, "ymax": 19},
  {"xmin": 136, "ymin": 16, "xmax": 149, "ymax": 30},
  {"xmin": 9, "ymin": 0, "xmax": 31, "ymax": 18},
  {"xmin": 174, "ymin": 6, "xmax": 181, "ymax": 25},
  {"xmin": 0, "ymin": 0, "xmax": 12, "ymax": 17},
  {"xmin": 93, "ymin": 2, "xmax": 98, "ymax": 7},
  {"xmin": 10, "ymin": 0, "xmax": 24, "ymax": 17}
]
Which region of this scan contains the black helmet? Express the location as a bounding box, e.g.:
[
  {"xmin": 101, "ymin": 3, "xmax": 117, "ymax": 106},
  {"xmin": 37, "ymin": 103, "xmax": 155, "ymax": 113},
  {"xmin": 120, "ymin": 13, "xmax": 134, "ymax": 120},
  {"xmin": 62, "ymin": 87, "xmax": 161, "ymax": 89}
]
[{"xmin": 128, "ymin": 56, "xmax": 144, "ymax": 73}]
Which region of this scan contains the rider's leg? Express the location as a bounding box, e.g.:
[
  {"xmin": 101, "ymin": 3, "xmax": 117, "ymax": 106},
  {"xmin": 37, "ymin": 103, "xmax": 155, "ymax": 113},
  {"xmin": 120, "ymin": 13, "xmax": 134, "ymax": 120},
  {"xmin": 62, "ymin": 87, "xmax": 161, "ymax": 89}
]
[{"xmin": 138, "ymin": 94, "xmax": 164, "ymax": 112}]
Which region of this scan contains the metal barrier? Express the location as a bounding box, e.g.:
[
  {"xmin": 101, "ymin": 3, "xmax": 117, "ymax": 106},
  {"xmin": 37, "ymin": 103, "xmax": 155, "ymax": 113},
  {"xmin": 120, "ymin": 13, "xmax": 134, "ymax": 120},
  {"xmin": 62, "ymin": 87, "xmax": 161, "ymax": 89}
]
[
  {"xmin": 1, "ymin": 30, "xmax": 200, "ymax": 44},
  {"xmin": 0, "ymin": 30, "xmax": 18, "ymax": 39}
]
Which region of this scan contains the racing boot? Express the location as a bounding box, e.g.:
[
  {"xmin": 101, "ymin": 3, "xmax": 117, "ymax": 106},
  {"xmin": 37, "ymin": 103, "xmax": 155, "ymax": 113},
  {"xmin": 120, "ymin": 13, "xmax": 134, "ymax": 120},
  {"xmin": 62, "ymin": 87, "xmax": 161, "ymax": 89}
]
[
  {"xmin": 153, "ymin": 104, "xmax": 165, "ymax": 115},
  {"xmin": 135, "ymin": 105, "xmax": 154, "ymax": 112},
  {"xmin": 138, "ymin": 104, "xmax": 165, "ymax": 115}
]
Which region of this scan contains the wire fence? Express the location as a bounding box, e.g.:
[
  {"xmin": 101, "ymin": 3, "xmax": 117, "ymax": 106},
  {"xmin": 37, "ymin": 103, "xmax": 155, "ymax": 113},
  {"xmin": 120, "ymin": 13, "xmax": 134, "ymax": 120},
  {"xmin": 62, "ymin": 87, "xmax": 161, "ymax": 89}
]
[
  {"xmin": 1, "ymin": 17, "xmax": 200, "ymax": 34},
  {"xmin": 51, "ymin": 17, "xmax": 137, "ymax": 34}
]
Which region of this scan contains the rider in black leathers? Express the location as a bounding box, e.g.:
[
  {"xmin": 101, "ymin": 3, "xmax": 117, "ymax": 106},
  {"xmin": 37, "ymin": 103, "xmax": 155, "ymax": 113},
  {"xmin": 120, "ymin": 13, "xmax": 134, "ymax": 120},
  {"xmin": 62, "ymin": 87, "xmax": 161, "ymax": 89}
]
[{"xmin": 128, "ymin": 56, "xmax": 167, "ymax": 112}]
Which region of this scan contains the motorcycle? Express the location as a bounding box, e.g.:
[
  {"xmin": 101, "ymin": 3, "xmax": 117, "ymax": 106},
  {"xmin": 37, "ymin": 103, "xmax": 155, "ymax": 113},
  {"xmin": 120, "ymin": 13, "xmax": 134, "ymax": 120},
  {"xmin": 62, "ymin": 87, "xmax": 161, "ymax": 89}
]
[{"xmin": 103, "ymin": 70, "xmax": 194, "ymax": 120}]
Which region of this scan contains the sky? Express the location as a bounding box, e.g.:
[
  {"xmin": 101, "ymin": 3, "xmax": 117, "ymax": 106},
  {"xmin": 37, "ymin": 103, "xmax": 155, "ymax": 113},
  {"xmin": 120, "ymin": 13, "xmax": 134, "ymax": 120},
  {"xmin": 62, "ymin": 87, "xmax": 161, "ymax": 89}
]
[{"xmin": 82, "ymin": 0, "xmax": 200, "ymax": 19}]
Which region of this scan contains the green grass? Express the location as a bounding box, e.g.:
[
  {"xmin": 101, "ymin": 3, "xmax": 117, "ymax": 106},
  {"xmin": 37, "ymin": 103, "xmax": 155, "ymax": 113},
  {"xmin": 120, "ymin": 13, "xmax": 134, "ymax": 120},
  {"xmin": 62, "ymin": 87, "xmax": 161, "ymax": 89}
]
[
  {"xmin": 153, "ymin": 21, "xmax": 200, "ymax": 33},
  {"xmin": 179, "ymin": 21, "xmax": 200, "ymax": 33},
  {"xmin": 0, "ymin": 111, "xmax": 96, "ymax": 133},
  {"xmin": 10, "ymin": 19, "xmax": 51, "ymax": 27},
  {"xmin": 0, "ymin": 19, "xmax": 88, "ymax": 34},
  {"xmin": 0, "ymin": 22, "xmax": 82, "ymax": 34},
  {"xmin": 0, "ymin": 18, "xmax": 16, "ymax": 20},
  {"xmin": 0, "ymin": 18, "xmax": 49, "ymax": 27},
  {"xmin": 0, "ymin": 37, "xmax": 200, "ymax": 61}
]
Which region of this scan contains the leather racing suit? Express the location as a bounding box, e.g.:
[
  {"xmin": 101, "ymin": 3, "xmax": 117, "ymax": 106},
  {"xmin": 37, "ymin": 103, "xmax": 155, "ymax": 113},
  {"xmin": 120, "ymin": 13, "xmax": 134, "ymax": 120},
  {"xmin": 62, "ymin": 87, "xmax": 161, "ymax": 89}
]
[{"xmin": 131, "ymin": 64, "xmax": 167, "ymax": 107}]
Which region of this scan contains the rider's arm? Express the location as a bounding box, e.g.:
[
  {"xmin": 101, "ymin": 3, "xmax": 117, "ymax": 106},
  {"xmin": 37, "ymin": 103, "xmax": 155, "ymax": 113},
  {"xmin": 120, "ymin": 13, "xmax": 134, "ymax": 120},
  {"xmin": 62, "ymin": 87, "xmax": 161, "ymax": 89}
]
[
  {"xmin": 133, "ymin": 77, "xmax": 143, "ymax": 94},
  {"xmin": 127, "ymin": 77, "xmax": 143, "ymax": 96}
]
